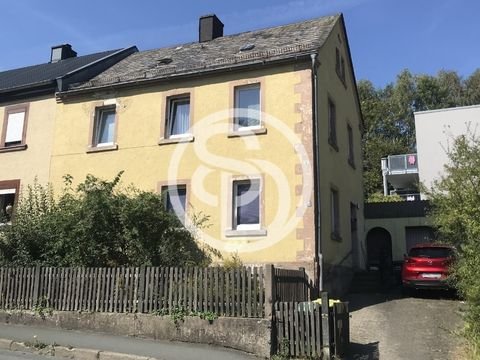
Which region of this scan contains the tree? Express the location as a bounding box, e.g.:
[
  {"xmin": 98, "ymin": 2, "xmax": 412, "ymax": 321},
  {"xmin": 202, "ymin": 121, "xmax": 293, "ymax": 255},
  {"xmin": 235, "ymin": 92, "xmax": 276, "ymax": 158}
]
[
  {"xmin": 0, "ymin": 173, "xmax": 214, "ymax": 267},
  {"xmin": 359, "ymin": 68, "xmax": 480, "ymax": 199},
  {"xmin": 426, "ymin": 132, "xmax": 480, "ymax": 352}
]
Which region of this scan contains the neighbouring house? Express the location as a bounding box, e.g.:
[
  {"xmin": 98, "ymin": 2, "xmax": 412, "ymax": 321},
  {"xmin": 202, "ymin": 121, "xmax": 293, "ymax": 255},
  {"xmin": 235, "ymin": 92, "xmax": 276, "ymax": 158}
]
[
  {"xmin": 363, "ymin": 105, "xmax": 480, "ymax": 274},
  {"xmin": 5, "ymin": 14, "xmax": 364, "ymax": 295},
  {"xmin": 415, "ymin": 104, "xmax": 480, "ymax": 196},
  {"xmin": 0, "ymin": 44, "xmax": 137, "ymax": 224}
]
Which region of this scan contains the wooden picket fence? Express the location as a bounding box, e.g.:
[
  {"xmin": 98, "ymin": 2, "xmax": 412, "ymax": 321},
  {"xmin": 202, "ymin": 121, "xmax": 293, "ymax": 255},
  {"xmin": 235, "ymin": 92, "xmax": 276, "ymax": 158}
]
[
  {"xmin": 0, "ymin": 266, "xmax": 265, "ymax": 317},
  {"xmin": 274, "ymin": 293, "xmax": 350, "ymax": 359},
  {"xmin": 274, "ymin": 267, "xmax": 313, "ymax": 302}
]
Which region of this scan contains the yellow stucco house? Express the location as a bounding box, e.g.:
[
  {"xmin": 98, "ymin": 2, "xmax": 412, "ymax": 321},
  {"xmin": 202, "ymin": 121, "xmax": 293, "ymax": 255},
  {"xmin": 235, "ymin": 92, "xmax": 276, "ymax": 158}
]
[
  {"xmin": 13, "ymin": 14, "xmax": 362, "ymax": 295},
  {"xmin": 0, "ymin": 44, "xmax": 136, "ymax": 224}
]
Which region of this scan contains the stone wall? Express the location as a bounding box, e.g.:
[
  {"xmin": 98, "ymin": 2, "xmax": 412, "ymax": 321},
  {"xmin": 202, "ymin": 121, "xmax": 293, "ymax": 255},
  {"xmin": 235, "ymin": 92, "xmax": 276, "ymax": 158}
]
[{"xmin": 0, "ymin": 311, "xmax": 272, "ymax": 358}]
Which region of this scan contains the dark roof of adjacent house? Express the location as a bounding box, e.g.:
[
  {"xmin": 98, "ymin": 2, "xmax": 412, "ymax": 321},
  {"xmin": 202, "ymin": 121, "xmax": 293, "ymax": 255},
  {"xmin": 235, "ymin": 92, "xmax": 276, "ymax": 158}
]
[
  {"xmin": 65, "ymin": 14, "xmax": 340, "ymax": 93},
  {"xmin": 0, "ymin": 50, "xmax": 121, "ymax": 93}
]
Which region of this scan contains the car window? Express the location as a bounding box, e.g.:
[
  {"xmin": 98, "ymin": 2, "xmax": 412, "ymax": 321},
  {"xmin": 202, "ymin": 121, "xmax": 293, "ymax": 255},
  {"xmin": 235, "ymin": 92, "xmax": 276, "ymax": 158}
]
[{"xmin": 408, "ymin": 247, "xmax": 453, "ymax": 258}]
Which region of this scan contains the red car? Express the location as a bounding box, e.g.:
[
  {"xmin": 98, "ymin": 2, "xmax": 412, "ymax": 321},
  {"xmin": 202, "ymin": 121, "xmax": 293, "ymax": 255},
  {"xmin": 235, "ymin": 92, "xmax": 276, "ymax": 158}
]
[{"xmin": 402, "ymin": 244, "xmax": 455, "ymax": 291}]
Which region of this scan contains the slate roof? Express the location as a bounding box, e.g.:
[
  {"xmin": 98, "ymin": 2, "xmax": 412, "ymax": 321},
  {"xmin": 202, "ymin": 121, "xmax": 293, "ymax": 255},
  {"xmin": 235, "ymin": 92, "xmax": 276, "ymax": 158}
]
[
  {"xmin": 67, "ymin": 14, "xmax": 340, "ymax": 92},
  {"xmin": 0, "ymin": 49, "xmax": 121, "ymax": 93}
]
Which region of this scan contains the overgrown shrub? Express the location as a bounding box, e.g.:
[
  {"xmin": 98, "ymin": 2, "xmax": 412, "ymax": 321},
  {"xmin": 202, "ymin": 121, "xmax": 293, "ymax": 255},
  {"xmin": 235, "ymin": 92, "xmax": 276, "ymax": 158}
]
[
  {"xmin": 0, "ymin": 172, "xmax": 214, "ymax": 267},
  {"xmin": 426, "ymin": 132, "xmax": 480, "ymax": 354}
]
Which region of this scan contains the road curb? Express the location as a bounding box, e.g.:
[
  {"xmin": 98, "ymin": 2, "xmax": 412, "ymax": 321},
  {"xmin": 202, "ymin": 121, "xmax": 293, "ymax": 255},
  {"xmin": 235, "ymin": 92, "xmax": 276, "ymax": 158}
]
[{"xmin": 0, "ymin": 337, "xmax": 160, "ymax": 360}]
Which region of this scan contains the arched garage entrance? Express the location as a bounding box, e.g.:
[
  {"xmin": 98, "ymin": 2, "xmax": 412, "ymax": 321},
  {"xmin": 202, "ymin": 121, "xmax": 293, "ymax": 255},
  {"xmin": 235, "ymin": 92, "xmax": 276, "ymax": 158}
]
[{"xmin": 366, "ymin": 227, "xmax": 392, "ymax": 271}]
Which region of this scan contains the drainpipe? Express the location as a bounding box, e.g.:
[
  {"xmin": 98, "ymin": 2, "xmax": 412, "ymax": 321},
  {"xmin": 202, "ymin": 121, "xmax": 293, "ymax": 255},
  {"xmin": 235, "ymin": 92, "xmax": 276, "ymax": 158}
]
[{"xmin": 310, "ymin": 53, "xmax": 323, "ymax": 292}]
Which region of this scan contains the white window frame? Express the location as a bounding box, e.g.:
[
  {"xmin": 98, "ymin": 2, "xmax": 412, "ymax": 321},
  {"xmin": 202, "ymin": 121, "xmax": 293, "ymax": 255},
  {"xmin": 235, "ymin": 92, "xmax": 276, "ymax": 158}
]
[
  {"xmin": 166, "ymin": 96, "xmax": 191, "ymax": 139},
  {"xmin": 93, "ymin": 106, "xmax": 116, "ymax": 147},
  {"xmin": 233, "ymin": 179, "xmax": 261, "ymax": 231},
  {"xmin": 234, "ymin": 84, "xmax": 261, "ymax": 131}
]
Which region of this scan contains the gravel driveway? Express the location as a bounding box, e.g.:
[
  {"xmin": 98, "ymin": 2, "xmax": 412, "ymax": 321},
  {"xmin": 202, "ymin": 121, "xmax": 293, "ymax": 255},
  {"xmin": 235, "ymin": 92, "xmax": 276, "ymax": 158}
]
[{"xmin": 346, "ymin": 288, "xmax": 466, "ymax": 360}]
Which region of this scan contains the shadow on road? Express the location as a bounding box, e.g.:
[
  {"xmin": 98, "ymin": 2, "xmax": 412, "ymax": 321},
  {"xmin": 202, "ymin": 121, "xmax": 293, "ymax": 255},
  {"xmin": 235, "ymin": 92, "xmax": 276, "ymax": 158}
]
[
  {"xmin": 345, "ymin": 287, "xmax": 403, "ymax": 312},
  {"xmin": 345, "ymin": 286, "xmax": 460, "ymax": 312},
  {"xmin": 345, "ymin": 341, "xmax": 379, "ymax": 360}
]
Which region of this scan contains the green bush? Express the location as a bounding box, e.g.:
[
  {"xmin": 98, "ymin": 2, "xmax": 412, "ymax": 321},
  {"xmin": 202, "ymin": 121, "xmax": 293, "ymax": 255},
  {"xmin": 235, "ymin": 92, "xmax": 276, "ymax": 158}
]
[
  {"xmin": 0, "ymin": 172, "xmax": 214, "ymax": 267},
  {"xmin": 426, "ymin": 132, "xmax": 480, "ymax": 354}
]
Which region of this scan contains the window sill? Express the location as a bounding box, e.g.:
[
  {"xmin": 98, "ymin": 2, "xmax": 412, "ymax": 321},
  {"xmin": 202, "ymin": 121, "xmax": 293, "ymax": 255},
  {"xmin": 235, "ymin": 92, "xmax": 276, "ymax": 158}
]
[
  {"xmin": 86, "ymin": 144, "xmax": 118, "ymax": 153},
  {"xmin": 158, "ymin": 135, "xmax": 195, "ymax": 145},
  {"xmin": 228, "ymin": 127, "xmax": 267, "ymax": 138},
  {"xmin": 225, "ymin": 228, "xmax": 267, "ymax": 237},
  {"xmin": 0, "ymin": 144, "xmax": 27, "ymax": 153},
  {"xmin": 331, "ymin": 232, "xmax": 342, "ymax": 242}
]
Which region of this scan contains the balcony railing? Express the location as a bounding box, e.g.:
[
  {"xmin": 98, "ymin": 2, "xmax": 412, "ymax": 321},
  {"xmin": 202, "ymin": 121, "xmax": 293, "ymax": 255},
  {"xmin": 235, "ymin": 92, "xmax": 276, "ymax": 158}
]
[{"xmin": 382, "ymin": 153, "xmax": 418, "ymax": 174}]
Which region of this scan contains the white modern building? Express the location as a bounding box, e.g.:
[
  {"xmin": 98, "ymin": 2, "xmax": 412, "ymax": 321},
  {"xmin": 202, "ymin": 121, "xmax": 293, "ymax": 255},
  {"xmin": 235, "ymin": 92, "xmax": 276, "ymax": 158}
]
[{"xmin": 415, "ymin": 104, "xmax": 480, "ymax": 197}]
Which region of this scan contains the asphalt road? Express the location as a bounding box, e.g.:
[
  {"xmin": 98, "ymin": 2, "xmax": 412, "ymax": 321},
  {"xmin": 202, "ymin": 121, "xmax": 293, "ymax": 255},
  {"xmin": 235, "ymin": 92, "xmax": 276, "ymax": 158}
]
[
  {"xmin": 0, "ymin": 349, "xmax": 51, "ymax": 360},
  {"xmin": 347, "ymin": 288, "xmax": 466, "ymax": 360}
]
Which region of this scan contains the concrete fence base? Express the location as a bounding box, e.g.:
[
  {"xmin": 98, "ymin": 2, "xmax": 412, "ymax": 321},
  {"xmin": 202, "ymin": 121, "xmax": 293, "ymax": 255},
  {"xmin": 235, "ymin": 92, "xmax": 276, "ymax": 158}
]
[{"xmin": 0, "ymin": 310, "xmax": 272, "ymax": 358}]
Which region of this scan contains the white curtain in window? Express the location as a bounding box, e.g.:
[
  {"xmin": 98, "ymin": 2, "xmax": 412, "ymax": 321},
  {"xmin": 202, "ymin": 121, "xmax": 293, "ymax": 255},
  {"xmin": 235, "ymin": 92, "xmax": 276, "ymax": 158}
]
[
  {"xmin": 5, "ymin": 112, "xmax": 25, "ymax": 143},
  {"xmin": 98, "ymin": 111, "xmax": 115, "ymax": 144},
  {"xmin": 170, "ymin": 100, "xmax": 190, "ymax": 136}
]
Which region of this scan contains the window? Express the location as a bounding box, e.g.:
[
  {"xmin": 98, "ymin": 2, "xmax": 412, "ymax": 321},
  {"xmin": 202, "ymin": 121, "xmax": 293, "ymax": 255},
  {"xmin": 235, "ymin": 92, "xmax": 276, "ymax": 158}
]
[
  {"xmin": 162, "ymin": 185, "xmax": 187, "ymax": 224},
  {"xmin": 1, "ymin": 105, "xmax": 28, "ymax": 150},
  {"xmin": 331, "ymin": 188, "xmax": 340, "ymax": 240},
  {"xmin": 234, "ymin": 84, "xmax": 260, "ymax": 130},
  {"xmin": 233, "ymin": 179, "xmax": 260, "ymax": 230},
  {"xmin": 328, "ymin": 98, "xmax": 337, "ymax": 149},
  {"xmin": 347, "ymin": 124, "xmax": 355, "ymax": 167},
  {"xmin": 335, "ymin": 47, "xmax": 346, "ymax": 84},
  {"xmin": 0, "ymin": 180, "xmax": 20, "ymax": 224},
  {"xmin": 166, "ymin": 96, "xmax": 190, "ymax": 138},
  {"xmin": 92, "ymin": 106, "xmax": 116, "ymax": 147}
]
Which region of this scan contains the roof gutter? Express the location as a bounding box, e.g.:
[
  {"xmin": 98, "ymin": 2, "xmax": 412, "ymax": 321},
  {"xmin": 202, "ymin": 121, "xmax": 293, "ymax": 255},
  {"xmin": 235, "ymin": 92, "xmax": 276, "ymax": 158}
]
[
  {"xmin": 310, "ymin": 52, "xmax": 323, "ymax": 292},
  {"xmin": 57, "ymin": 52, "xmax": 314, "ymax": 99}
]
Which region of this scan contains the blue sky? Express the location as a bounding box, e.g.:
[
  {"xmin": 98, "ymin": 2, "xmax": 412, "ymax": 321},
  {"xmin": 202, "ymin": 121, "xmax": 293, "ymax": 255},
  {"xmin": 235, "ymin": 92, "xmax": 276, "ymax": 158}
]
[{"xmin": 0, "ymin": 0, "xmax": 479, "ymax": 87}]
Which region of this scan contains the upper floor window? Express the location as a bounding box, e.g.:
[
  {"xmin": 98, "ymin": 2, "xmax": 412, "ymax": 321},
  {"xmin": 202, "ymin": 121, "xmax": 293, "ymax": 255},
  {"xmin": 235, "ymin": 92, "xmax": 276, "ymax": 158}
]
[
  {"xmin": 335, "ymin": 48, "xmax": 346, "ymax": 84},
  {"xmin": 1, "ymin": 104, "xmax": 28, "ymax": 150},
  {"xmin": 87, "ymin": 104, "xmax": 118, "ymax": 152},
  {"xmin": 330, "ymin": 187, "xmax": 340, "ymax": 240},
  {"xmin": 347, "ymin": 124, "xmax": 355, "ymax": 167},
  {"xmin": 91, "ymin": 105, "xmax": 117, "ymax": 149},
  {"xmin": 328, "ymin": 98, "xmax": 337, "ymax": 150},
  {"xmin": 166, "ymin": 96, "xmax": 190, "ymax": 138},
  {"xmin": 234, "ymin": 84, "xmax": 260, "ymax": 130},
  {"xmin": 162, "ymin": 185, "xmax": 187, "ymax": 225}
]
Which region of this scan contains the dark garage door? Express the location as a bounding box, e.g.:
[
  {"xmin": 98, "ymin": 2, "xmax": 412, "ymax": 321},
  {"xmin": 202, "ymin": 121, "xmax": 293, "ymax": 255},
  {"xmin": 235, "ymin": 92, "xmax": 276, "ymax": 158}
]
[{"xmin": 405, "ymin": 226, "xmax": 435, "ymax": 252}]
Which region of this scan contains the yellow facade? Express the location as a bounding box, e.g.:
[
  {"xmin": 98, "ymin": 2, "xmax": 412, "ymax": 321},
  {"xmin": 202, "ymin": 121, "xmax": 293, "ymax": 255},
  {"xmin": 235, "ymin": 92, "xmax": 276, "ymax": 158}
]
[
  {"xmin": 51, "ymin": 65, "xmax": 315, "ymax": 268},
  {"xmin": 0, "ymin": 96, "xmax": 56, "ymax": 186},
  {"xmin": 316, "ymin": 20, "xmax": 364, "ymax": 274}
]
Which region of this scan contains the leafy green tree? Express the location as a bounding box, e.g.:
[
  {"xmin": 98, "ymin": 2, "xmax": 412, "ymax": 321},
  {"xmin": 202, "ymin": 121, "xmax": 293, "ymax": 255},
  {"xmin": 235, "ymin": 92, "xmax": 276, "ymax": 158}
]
[
  {"xmin": 0, "ymin": 173, "xmax": 214, "ymax": 267},
  {"xmin": 359, "ymin": 68, "xmax": 480, "ymax": 198},
  {"xmin": 426, "ymin": 133, "xmax": 480, "ymax": 353}
]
